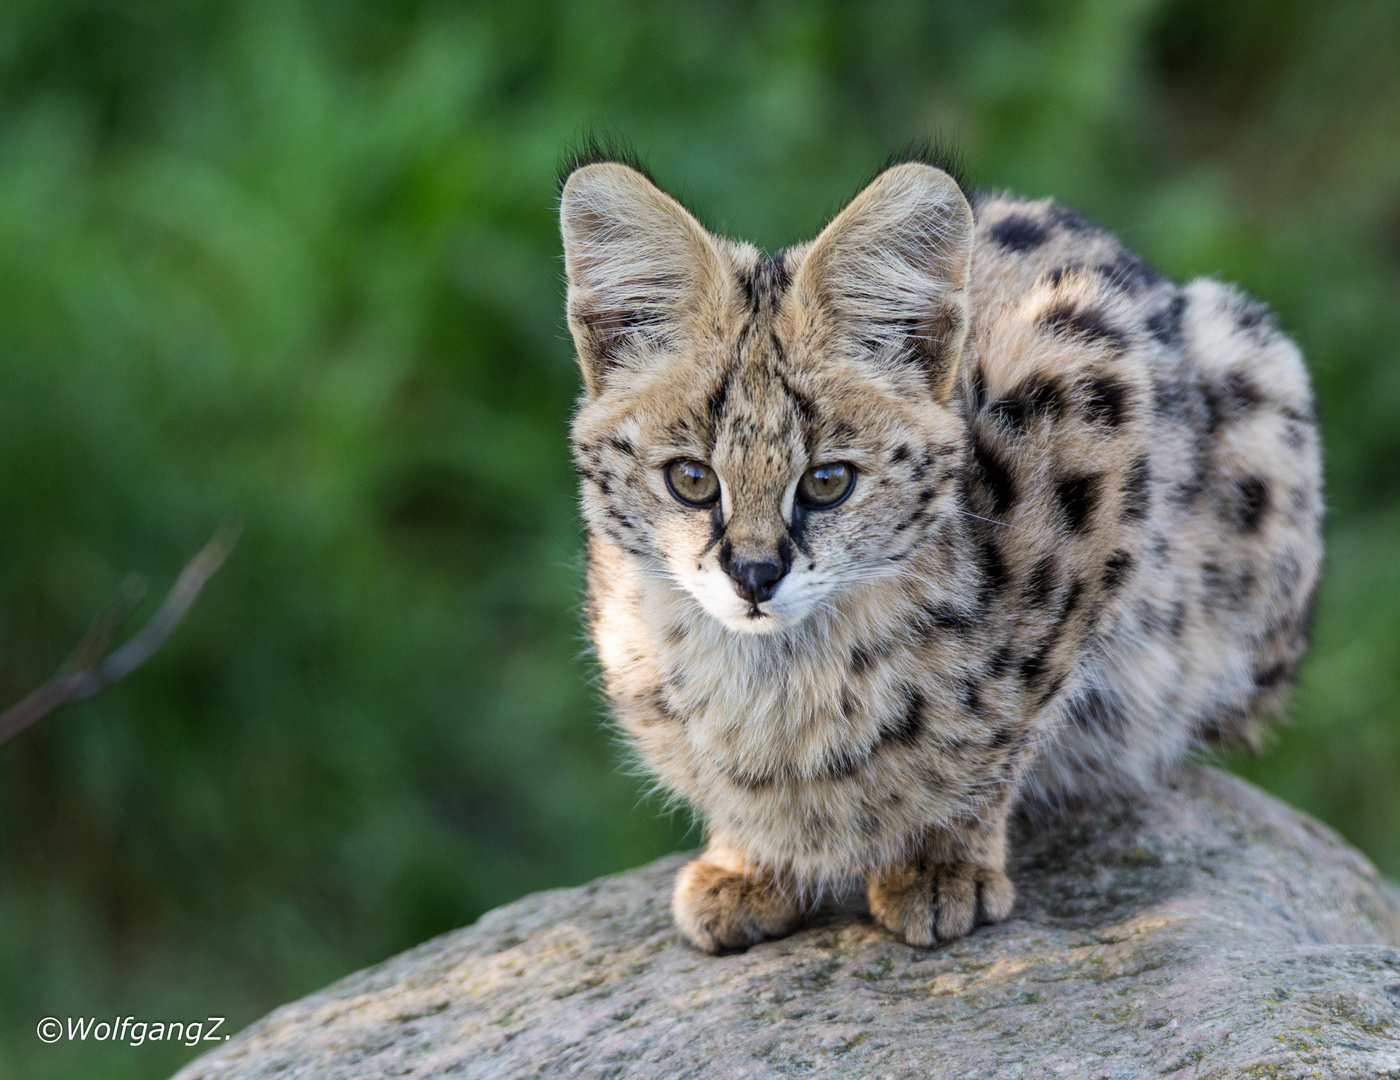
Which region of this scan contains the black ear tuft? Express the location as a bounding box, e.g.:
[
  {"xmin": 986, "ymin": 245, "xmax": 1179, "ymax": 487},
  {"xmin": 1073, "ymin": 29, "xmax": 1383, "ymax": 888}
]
[
  {"xmin": 558, "ymin": 131, "xmax": 655, "ymax": 193},
  {"xmin": 875, "ymin": 135, "xmax": 971, "ymax": 201}
]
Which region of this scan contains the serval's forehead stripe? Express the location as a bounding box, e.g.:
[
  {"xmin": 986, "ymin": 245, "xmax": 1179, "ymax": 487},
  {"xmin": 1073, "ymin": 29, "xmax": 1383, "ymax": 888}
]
[{"xmin": 700, "ymin": 250, "xmax": 843, "ymax": 463}]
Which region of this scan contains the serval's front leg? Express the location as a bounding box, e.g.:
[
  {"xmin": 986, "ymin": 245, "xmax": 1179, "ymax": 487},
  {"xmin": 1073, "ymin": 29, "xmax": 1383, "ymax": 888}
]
[
  {"xmin": 672, "ymin": 843, "xmax": 803, "ymax": 954},
  {"xmin": 867, "ymin": 808, "xmax": 1015, "ymax": 946}
]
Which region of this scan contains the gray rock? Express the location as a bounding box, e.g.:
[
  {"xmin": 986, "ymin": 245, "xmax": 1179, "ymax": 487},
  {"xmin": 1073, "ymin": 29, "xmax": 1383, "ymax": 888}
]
[{"xmin": 174, "ymin": 769, "xmax": 1400, "ymax": 1079}]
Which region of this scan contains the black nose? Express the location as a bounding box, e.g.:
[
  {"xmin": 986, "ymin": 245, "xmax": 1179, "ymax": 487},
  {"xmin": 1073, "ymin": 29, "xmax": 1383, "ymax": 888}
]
[{"xmin": 725, "ymin": 559, "xmax": 787, "ymax": 604}]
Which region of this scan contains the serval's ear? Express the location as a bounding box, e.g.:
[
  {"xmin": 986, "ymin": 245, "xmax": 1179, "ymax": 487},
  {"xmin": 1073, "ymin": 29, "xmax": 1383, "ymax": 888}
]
[
  {"xmin": 560, "ymin": 163, "xmax": 726, "ymax": 396},
  {"xmin": 794, "ymin": 163, "xmax": 973, "ymax": 403}
]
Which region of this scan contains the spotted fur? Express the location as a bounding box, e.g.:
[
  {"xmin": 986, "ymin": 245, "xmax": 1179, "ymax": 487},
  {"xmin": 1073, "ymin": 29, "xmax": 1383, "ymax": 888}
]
[{"xmin": 560, "ymin": 159, "xmax": 1322, "ymax": 954}]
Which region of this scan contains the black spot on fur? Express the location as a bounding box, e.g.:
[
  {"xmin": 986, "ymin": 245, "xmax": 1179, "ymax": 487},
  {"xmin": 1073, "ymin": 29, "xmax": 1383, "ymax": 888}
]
[
  {"xmin": 978, "ymin": 538, "xmax": 1009, "ymax": 605},
  {"xmin": 972, "ymin": 436, "xmax": 1016, "ymax": 515},
  {"xmin": 997, "ymin": 746, "xmax": 1025, "ymax": 781},
  {"xmin": 1272, "ymin": 551, "xmax": 1303, "ymax": 594},
  {"xmin": 880, "ymin": 688, "xmax": 925, "ymax": 748},
  {"xmin": 990, "ymin": 214, "xmax": 1049, "ymax": 252},
  {"xmin": 988, "ymin": 644, "xmax": 1015, "ymax": 679},
  {"xmin": 849, "ymin": 642, "xmax": 886, "ymax": 676},
  {"xmin": 1081, "ymin": 375, "xmax": 1131, "ymax": 427},
  {"xmin": 1168, "ymin": 599, "xmax": 1187, "ymax": 637},
  {"xmin": 1121, "ymin": 455, "xmax": 1151, "ymax": 521},
  {"xmin": 1134, "ymin": 601, "xmax": 1165, "ymax": 636},
  {"xmin": 1065, "ymin": 686, "xmax": 1127, "ymax": 732},
  {"xmin": 1146, "ymin": 292, "xmax": 1187, "ymax": 346},
  {"xmin": 1038, "ymin": 302, "xmax": 1128, "ymax": 351},
  {"xmin": 1225, "ymin": 566, "xmax": 1259, "ymax": 608},
  {"xmin": 1131, "ymin": 596, "xmax": 1187, "ymax": 638},
  {"xmin": 1227, "ymin": 476, "xmax": 1270, "ymax": 533},
  {"xmin": 1174, "ymin": 438, "xmax": 1213, "ymax": 506},
  {"xmin": 1023, "ymin": 556, "xmax": 1058, "ymax": 607},
  {"xmin": 606, "ymin": 436, "xmax": 635, "ymax": 456},
  {"xmin": 1199, "ymin": 561, "xmax": 1228, "ymax": 611},
  {"xmin": 1018, "ymin": 642, "xmax": 1051, "ymax": 686},
  {"xmin": 911, "ymin": 603, "xmax": 976, "ymax": 639},
  {"xmin": 1219, "ymin": 372, "xmax": 1264, "ymax": 419},
  {"xmin": 968, "ymin": 365, "xmax": 988, "ymax": 410},
  {"xmin": 1047, "ymin": 204, "xmax": 1100, "ymax": 234},
  {"xmin": 1253, "ymin": 659, "xmax": 1294, "ymax": 690},
  {"xmin": 1151, "ymin": 376, "xmax": 1192, "ymax": 420},
  {"xmin": 1096, "ymin": 250, "xmax": 1164, "ymax": 294},
  {"xmin": 990, "ymin": 374, "xmax": 1067, "ymax": 434},
  {"xmin": 891, "ymin": 444, "xmax": 911, "ymax": 464},
  {"xmin": 1102, "ymin": 550, "xmax": 1134, "ymax": 591},
  {"xmin": 1232, "ymin": 296, "xmax": 1274, "ymax": 339},
  {"xmin": 821, "ymin": 750, "xmax": 864, "ymax": 781},
  {"xmin": 1052, "ymin": 579, "xmax": 1084, "ymax": 631},
  {"xmin": 639, "ymin": 685, "xmax": 682, "ymax": 725},
  {"xmin": 707, "ymin": 374, "xmax": 730, "ymax": 430},
  {"xmin": 1055, "ymin": 474, "xmax": 1101, "ymax": 533},
  {"xmin": 1234, "ymin": 302, "xmax": 1264, "ymax": 329},
  {"xmin": 1194, "ymin": 702, "xmax": 1252, "ymax": 745}
]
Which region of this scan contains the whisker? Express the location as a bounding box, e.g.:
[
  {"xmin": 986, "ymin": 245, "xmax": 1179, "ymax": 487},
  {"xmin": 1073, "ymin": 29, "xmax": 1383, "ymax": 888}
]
[{"xmin": 955, "ymin": 508, "xmax": 1020, "ymax": 531}]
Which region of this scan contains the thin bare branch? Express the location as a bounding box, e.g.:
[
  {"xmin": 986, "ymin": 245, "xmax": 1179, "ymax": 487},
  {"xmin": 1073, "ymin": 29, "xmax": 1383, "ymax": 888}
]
[
  {"xmin": 0, "ymin": 521, "xmax": 240, "ymax": 747},
  {"xmin": 62, "ymin": 574, "xmax": 147, "ymax": 675}
]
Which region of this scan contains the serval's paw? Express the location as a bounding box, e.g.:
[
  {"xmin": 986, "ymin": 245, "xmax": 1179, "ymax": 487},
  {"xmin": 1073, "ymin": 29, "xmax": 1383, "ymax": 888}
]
[
  {"xmin": 867, "ymin": 861, "xmax": 1014, "ymax": 946},
  {"xmin": 672, "ymin": 858, "xmax": 803, "ymax": 954}
]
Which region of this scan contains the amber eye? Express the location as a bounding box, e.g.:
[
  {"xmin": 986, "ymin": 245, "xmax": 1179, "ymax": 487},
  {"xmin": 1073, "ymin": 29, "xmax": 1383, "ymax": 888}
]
[
  {"xmin": 797, "ymin": 462, "xmax": 856, "ymax": 508},
  {"xmin": 664, "ymin": 459, "xmax": 721, "ymax": 508}
]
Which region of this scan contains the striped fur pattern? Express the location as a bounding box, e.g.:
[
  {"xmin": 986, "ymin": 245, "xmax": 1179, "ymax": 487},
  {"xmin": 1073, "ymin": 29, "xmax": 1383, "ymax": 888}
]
[{"xmin": 560, "ymin": 158, "xmax": 1322, "ymax": 954}]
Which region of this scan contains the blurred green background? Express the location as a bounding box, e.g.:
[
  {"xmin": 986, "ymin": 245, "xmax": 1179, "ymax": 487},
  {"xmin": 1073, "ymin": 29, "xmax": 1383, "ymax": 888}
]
[{"xmin": 0, "ymin": 0, "xmax": 1397, "ymax": 1076}]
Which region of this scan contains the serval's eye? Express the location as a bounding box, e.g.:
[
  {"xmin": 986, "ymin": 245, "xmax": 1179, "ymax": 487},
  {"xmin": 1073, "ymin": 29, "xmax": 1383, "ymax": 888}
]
[
  {"xmin": 797, "ymin": 463, "xmax": 856, "ymax": 508},
  {"xmin": 665, "ymin": 460, "xmax": 721, "ymax": 508}
]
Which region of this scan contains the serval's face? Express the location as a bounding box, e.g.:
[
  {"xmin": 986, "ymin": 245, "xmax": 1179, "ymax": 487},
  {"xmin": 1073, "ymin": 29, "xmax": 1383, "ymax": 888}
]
[{"xmin": 565, "ymin": 163, "xmax": 973, "ymax": 633}]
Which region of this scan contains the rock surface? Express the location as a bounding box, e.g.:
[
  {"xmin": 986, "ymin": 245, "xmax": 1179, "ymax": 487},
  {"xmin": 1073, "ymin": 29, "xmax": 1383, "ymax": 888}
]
[{"xmin": 175, "ymin": 769, "xmax": 1400, "ymax": 1079}]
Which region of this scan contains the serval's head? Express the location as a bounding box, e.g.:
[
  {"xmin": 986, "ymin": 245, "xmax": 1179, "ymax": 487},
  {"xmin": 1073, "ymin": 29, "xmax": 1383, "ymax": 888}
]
[{"xmin": 563, "ymin": 154, "xmax": 973, "ymax": 634}]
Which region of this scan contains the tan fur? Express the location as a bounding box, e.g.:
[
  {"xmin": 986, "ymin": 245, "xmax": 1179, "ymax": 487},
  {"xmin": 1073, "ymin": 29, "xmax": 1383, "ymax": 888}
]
[{"xmin": 560, "ymin": 160, "xmax": 1322, "ymax": 954}]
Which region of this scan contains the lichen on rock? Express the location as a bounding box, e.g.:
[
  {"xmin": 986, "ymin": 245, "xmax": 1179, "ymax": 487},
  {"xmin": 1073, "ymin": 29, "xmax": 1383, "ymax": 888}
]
[{"xmin": 175, "ymin": 769, "xmax": 1400, "ymax": 1079}]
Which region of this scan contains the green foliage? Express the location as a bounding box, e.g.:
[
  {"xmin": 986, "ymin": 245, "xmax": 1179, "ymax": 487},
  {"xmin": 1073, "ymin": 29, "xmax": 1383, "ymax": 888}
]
[{"xmin": 0, "ymin": 1, "xmax": 1396, "ymax": 1076}]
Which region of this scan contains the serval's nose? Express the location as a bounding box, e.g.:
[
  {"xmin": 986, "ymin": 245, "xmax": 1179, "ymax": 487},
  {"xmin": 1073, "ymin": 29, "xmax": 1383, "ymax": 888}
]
[{"xmin": 719, "ymin": 542, "xmax": 789, "ymax": 604}]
